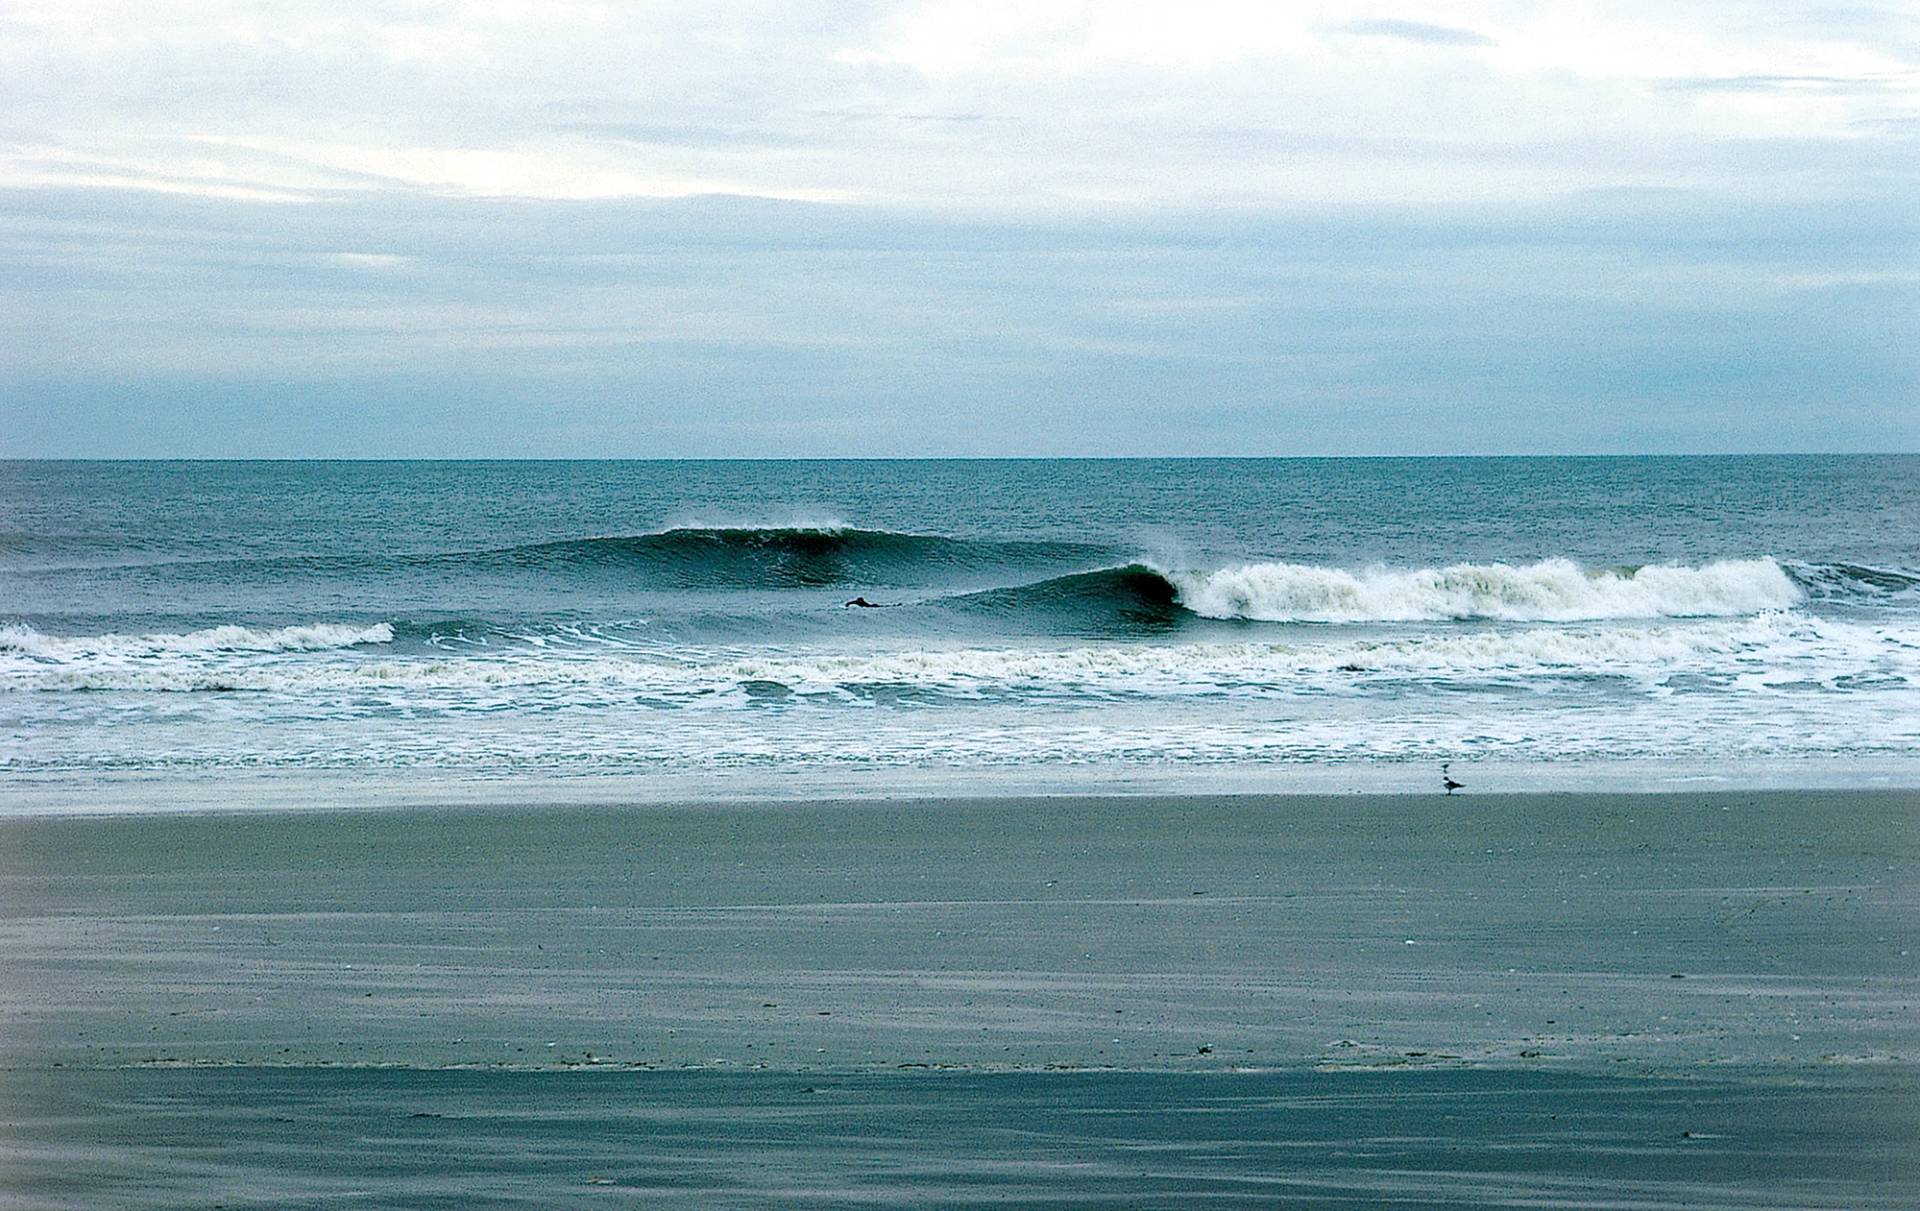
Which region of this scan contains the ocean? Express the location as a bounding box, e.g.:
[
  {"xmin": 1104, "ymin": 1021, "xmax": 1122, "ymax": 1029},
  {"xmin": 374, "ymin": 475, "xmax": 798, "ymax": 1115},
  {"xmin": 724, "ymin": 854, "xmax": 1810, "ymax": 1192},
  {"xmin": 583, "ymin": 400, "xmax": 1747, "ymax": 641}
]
[{"xmin": 4, "ymin": 457, "xmax": 1917, "ymax": 800}]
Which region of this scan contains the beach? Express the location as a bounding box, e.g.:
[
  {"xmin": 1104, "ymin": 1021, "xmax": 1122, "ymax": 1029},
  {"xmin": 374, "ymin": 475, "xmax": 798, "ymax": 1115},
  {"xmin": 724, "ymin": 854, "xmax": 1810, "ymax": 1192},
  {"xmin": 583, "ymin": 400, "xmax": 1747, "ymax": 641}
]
[
  {"xmin": 2, "ymin": 789, "xmax": 1914, "ymax": 1207},
  {"xmin": 6, "ymin": 0, "xmax": 1918, "ymax": 1193}
]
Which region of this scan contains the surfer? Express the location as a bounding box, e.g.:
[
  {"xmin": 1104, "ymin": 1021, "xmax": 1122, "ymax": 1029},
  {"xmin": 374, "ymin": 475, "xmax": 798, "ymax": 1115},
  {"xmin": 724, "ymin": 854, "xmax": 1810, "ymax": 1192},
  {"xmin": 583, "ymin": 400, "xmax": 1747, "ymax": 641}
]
[{"xmin": 844, "ymin": 597, "xmax": 884, "ymax": 608}]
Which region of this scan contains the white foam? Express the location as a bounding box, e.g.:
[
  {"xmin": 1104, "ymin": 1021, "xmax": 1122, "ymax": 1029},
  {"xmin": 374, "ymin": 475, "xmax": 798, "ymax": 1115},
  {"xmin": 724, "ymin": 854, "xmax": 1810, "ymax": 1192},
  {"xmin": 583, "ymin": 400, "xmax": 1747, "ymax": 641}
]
[
  {"xmin": 8, "ymin": 616, "xmax": 1917, "ymax": 780},
  {"xmin": 1167, "ymin": 558, "xmax": 1802, "ymax": 622},
  {"xmin": 8, "ymin": 615, "xmax": 1909, "ymax": 704},
  {"xmin": 654, "ymin": 512, "xmax": 851, "ymax": 535},
  {"xmin": 0, "ymin": 622, "xmax": 394, "ymax": 660}
]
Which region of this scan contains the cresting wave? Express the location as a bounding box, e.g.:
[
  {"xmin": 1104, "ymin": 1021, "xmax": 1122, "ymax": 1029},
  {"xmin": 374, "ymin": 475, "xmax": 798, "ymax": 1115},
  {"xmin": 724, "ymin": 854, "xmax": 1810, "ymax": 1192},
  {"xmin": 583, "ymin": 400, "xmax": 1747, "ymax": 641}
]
[
  {"xmin": 16, "ymin": 514, "xmax": 1914, "ymax": 624},
  {"xmin": 1168, "ymin": 557, "xmax": 1806, "ymax": 622},
  {"xmin": 1787, "ymin": 561, "xmax": 1920, "ymax": 599},
  {"xmin": 481, "ymin": 525, "xmax": 1114, "ymax": 589},
  {"xmin": 966, "ymin": 557, "xmax": 1810, "ymax": 624},
  {"xmin": 3, "ymin": 525, "xmax": 1118, "ymax": 587}
]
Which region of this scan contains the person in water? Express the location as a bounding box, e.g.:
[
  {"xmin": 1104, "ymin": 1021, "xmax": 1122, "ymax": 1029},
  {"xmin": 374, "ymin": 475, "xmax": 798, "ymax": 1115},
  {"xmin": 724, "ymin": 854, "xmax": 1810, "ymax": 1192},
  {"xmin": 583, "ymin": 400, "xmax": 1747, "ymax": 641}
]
[{"xmin": 844, "ymin": 597, "xmax": 882, "ymax": 608}]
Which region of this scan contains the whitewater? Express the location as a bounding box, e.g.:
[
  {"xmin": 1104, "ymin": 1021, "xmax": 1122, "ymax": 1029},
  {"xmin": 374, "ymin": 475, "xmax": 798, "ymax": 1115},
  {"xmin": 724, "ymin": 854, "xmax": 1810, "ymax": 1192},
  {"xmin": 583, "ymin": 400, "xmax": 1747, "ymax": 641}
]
[{"xmin": 1164, "ymin": 556, "xmax": 1804, "ymax": 622}]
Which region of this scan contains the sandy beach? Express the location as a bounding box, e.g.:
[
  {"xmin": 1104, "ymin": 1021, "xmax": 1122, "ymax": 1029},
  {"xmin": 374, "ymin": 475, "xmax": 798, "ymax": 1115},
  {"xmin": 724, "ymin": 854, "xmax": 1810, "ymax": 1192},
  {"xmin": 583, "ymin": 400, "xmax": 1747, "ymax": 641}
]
[{"xmin": 1, "ymin": 789, "xmax": 1915, "ymax": 1207}]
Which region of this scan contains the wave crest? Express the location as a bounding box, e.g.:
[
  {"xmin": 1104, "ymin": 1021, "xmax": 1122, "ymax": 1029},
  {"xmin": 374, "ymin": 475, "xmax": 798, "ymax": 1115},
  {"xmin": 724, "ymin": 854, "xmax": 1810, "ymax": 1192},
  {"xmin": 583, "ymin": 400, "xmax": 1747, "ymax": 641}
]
[
  {"xmin": 1786, "ymin": 561, "xmax": 1920, "ymax": 599},
  {"xmin": 950, "ymin": 557, "xmax": 1807, "ymax": 626},
  {"xmin": 1166, "ymin": 557, "xmax": 1803, "ymax": 622},
  {"xmin": 486, "ymin": 526, "xmax": 1109, "ymax": 588},
  {"xmin": 948, "ymin": 564, "xmax": 1182, "ymax": 631}
]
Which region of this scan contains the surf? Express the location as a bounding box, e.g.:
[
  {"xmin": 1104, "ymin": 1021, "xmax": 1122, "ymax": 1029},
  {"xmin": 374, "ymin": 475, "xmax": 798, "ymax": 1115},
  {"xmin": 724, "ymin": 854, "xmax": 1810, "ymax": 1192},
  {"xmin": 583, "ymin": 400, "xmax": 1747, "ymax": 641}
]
[
  {"xmin": 0, "ymin": 621, "xmax": 395, "ymax": 660},
  {"xmin": 1163, "ymin": 557, "xmax": 1806, "ymax": 623},
  {"xmin": 944, "ymin": 557, "xmax": 1815, "ymax": 626},
  {"xmin": 10, "ymin": 614, "xmax": 1910, "ymax": 701}
]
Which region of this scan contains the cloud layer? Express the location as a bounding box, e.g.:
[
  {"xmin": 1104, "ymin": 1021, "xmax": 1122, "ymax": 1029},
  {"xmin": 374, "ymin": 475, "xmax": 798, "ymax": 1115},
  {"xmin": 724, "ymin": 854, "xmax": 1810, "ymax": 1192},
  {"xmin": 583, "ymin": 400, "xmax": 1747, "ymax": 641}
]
[{"xmin": 2, "ymin": 0, "xmax": 1915, "ymax": 454}]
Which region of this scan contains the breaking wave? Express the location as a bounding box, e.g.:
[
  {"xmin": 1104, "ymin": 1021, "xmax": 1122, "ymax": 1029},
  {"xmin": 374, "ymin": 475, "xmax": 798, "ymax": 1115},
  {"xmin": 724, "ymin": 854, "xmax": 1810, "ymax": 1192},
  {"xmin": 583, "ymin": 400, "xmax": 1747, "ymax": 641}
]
[
  {"xmin": 956, "ymin": 557, "xmax": 1810, "ymax": 625},
  {"xmin": 947, "ymin": 565, "xmax": 1184, "ymax": 630},
  {"xmin": 1785, "ymin": 561, "xmax": 1920, "ymax": 600},
  {"xmin": 1166, "ymin": 557, "xmax": 1804, "ymax": 622}
]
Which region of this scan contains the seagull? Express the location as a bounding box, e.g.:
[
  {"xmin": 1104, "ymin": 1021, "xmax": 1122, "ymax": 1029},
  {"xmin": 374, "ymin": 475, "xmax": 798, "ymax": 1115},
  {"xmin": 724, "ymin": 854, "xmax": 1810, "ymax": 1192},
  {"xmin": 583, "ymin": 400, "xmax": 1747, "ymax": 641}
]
[{"xmin": 1442, "ymin": 763, "xmax": 1464, "ymax": 796}]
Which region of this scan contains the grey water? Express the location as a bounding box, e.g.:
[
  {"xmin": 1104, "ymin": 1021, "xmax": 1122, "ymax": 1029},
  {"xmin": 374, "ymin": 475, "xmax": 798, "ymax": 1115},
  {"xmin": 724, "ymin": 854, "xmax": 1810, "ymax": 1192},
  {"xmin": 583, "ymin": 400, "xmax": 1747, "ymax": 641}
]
[{"xmin": 4, "ymin": 457, "xmax": 1918, "ymax": 795}]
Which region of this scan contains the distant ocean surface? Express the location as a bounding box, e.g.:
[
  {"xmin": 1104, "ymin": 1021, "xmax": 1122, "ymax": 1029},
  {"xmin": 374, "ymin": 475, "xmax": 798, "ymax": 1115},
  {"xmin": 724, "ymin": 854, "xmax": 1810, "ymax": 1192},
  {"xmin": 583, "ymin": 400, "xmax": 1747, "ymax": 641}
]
[{"xmin": 4, "ymin": 458, "xmax": 1918, "ymax": 799}]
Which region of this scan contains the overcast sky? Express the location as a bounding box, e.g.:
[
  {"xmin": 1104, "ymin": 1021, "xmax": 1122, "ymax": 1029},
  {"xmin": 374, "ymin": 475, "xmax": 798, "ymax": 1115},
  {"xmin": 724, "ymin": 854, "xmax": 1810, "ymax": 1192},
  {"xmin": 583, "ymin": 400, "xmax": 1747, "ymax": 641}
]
[{"xmin": 2, "ymin": 0, "xmax": 1915, "ymax": 456}]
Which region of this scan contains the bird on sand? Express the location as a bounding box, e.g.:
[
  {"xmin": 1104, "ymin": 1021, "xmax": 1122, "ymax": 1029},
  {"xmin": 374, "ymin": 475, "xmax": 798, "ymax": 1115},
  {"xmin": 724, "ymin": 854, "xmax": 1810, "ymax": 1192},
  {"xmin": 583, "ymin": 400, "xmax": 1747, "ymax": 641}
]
[{"xmin": 1442, "ymin": 763, "xmax": 1464, "ymax": 795}]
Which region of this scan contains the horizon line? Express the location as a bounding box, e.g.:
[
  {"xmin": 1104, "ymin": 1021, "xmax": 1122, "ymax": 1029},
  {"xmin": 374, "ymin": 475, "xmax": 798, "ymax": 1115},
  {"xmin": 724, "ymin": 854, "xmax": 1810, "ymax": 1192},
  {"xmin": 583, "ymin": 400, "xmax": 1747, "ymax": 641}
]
[{"xmin": 2, "ymin": 451, "xmax": 1915, "ymax": 464}]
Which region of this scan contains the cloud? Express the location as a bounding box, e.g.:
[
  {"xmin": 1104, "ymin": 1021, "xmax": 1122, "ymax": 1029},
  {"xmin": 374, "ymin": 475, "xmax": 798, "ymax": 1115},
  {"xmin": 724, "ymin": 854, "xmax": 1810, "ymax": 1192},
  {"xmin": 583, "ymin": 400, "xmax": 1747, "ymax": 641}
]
[
  {"xmin": 0, "ymin": 1, "xmax": 1914, "ymax": 454},
  {"xmin": 1658, "ymin": 73, "xmax": 1905, "ymax": 93},
  {"xmin": 557, "ymin": 122, "xmax": 817, "ymax": 149},
  {"xmin": 0, "ymin": 183, "xmax": 1912, "ymax": 455},
  {"xmin": 2, "ymin": 1, "xmax": 1914, "ymax": 210},
  {"xmin": 1332, "ymin": 18, "xmax": 1497, "ymax": 47},
  {"xmin": 329, "ymin": 252, "xmax": 415, "ymax": 271}
]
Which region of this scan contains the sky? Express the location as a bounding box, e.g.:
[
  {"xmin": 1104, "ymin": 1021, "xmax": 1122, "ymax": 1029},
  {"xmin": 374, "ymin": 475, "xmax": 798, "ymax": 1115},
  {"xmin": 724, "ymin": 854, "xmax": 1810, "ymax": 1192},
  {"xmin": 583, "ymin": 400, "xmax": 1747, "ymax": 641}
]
[{"xmin": 1, "ymin": 0, "xmax": 1916, "ymax": 456}]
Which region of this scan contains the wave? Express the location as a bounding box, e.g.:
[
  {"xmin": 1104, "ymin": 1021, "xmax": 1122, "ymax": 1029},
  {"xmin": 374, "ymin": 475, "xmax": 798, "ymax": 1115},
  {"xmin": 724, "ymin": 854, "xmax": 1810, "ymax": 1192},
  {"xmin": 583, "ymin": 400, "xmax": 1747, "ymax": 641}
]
[
  {"xmin": 14, "ymin": 512, "xmax": 1915, "ymax": 625},
  {"xmin": 1785, "ymin": 561, "xmax": 1920, "ymax": 600},
  {"xmin": 947, "ymin": 565, "xmax": 1184, "ymax": 631},
  {"xmin": 1168, "ymin": 557, "xmax": 1806, "ymax": 622},
  {"xmin": 477, "ymin": 526, "xmax": 1111, "ymax": 589},
  {"xmin": 10, "ymin": 526, "xmax": 1115, "ymax": 589},
  {"xmin": 962, "ymin": 557, "xmax": 1812, "ymax": 625},
  {"xmin": 0, "ymin": 622, "xmax": 394, "ymax": 660}
]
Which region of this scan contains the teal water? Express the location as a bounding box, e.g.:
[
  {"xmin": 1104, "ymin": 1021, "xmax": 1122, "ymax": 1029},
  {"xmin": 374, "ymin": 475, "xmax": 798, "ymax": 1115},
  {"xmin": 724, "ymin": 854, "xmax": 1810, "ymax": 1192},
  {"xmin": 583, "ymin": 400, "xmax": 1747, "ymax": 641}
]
[{"xmin": 3, "ymin": 457, "xmax": 1917, "ymax": 791}]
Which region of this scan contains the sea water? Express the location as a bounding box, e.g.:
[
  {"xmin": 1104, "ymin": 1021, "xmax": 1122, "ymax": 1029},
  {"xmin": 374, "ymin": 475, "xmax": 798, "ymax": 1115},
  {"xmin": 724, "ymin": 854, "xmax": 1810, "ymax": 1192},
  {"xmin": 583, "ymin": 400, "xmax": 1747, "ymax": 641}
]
[{"xmin": 3, "ymin": 457, "xmax": 1917, "ymax": 799}]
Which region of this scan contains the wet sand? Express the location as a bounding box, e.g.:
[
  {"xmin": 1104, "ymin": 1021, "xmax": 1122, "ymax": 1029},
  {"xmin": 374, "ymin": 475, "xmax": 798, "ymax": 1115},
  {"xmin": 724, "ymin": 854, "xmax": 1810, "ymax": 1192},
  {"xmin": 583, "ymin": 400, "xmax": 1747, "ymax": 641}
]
[
  {"xmin": 4, "ymin": 1066, "xmax": 1915, "ymax": 1209},
  {"xmin": 1, "ymin": 790, "xmax": 1915, "ymax": 1206}
]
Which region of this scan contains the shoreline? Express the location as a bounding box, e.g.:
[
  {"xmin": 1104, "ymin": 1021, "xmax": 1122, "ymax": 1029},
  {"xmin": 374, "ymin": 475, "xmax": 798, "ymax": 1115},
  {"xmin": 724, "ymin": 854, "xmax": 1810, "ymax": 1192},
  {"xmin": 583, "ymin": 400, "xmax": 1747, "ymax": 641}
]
[{"xmin": 5, "ymin": 755, "xmax": 1920, "ymax": 818}]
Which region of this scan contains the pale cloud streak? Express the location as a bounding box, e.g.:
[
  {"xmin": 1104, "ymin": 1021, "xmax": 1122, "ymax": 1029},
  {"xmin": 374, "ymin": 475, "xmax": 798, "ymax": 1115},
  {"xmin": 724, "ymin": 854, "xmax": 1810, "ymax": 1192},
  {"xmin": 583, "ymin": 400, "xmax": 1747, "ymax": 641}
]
[
  {"xmin": 1332, "ymin": 19, "xmax": 1497, "ymax": 47},
  {"xmin": 0, "ymin": 1, "xmax": 1914, "ymax": 455},
  {"xmin": 2, "ymin": 0, "xmax": 1914, "ymax": 208}
]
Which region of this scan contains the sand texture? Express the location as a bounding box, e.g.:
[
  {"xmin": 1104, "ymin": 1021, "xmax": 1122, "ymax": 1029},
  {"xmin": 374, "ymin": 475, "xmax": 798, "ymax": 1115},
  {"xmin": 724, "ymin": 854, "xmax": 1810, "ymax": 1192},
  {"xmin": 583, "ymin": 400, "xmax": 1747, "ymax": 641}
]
[{"xmin": 0, "ymin": 790, "xmax": 1914, "ymax": 1207}]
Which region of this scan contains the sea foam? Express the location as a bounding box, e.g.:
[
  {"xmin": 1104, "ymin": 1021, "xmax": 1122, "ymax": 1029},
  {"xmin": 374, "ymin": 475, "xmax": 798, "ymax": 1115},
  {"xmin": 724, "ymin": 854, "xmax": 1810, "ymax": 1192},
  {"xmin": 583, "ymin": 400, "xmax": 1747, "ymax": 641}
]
[
  {"xmin": 10, "ymin": 615, "xmax": 1908, "ymax": 703},
  {"xmin": 0, "ymin": 622, "xmax": 394, "ymax": 660},
  {"xmin": 1166, "ymin": 558, "xmax": 1802, "ymax": 622}
]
